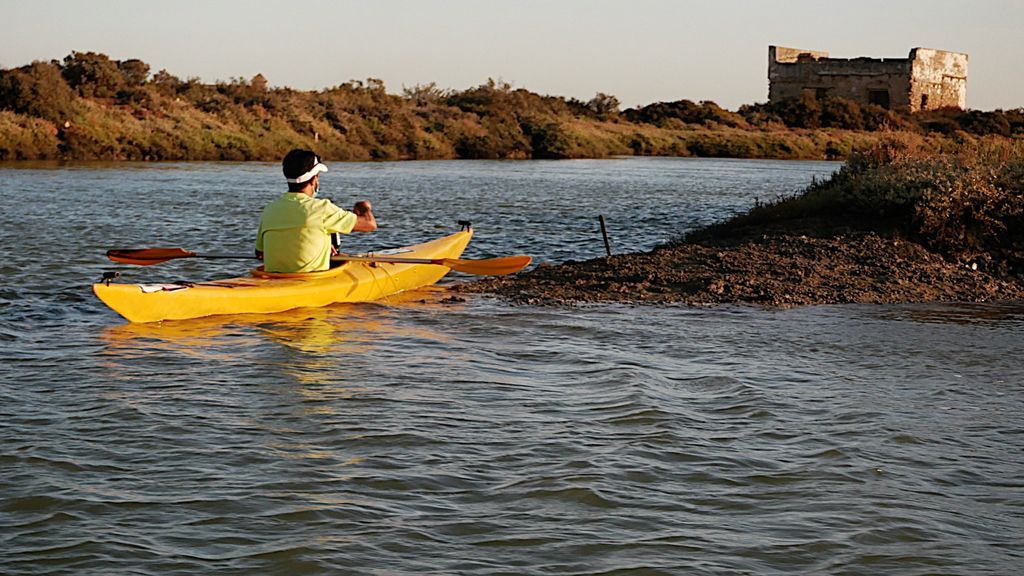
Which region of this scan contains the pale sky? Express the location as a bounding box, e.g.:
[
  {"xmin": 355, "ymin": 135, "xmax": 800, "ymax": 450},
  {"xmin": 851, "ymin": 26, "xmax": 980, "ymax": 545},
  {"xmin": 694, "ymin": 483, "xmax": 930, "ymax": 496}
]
[{"xmin": 1, "ymin": 0, "xmax": 1021, "ymax": 110}]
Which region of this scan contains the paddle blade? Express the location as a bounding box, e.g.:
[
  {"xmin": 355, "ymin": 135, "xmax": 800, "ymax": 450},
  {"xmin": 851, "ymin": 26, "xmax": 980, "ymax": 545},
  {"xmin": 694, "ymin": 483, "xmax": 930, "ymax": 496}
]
[
  {"xmin": 106, "ymin": 247, "xmax": 196, "ymax": 266},
  {"xmin": 442, "ymin": 255, "xmax": 532, "ymax": 276}
]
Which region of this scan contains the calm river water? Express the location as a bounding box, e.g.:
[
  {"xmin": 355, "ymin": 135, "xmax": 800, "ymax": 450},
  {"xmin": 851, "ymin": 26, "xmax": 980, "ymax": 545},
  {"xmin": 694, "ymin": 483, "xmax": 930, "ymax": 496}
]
[{"xmin": 1, "ymin": 157, "xmax": 1022, "ymax": 575}]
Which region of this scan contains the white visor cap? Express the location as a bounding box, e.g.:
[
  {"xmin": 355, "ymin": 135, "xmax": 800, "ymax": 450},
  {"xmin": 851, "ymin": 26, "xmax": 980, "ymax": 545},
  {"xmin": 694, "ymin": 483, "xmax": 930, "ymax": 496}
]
[{"xmin": 286, "ymin": 161, "xmax": 328, "ymax": 184}]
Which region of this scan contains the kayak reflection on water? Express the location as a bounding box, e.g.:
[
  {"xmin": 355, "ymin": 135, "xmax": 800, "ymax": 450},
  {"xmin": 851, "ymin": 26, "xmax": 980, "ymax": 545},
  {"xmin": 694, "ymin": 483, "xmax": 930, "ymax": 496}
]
[{"xmin": 98, "ymin": 286, "xmax": 462, "ymax": 362}]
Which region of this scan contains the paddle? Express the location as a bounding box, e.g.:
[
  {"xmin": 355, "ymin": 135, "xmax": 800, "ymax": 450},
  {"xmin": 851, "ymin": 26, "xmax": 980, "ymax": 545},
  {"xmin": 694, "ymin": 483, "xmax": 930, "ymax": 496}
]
[{"xmin": 105, "ymin": 248, "xmax": 531, "ymax": 276}]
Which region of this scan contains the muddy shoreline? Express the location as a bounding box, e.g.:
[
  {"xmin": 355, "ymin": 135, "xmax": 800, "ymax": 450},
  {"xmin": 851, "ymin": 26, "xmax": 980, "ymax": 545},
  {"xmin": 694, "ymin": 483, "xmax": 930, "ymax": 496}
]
[{"xmin": 461, "ymin": 226, "xmax": 1024, "ymax": 307}]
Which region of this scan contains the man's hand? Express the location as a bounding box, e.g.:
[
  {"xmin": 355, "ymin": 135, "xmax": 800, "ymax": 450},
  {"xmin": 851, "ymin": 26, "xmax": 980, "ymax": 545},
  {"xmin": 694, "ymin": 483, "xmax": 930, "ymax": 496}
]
[
  {"xmin": 353, "ymin": 200, "xmax": 372, "ymax": 216},
  {"xmin": 352, "ymin": 200, "xmax": 377, "ymax": 232}
]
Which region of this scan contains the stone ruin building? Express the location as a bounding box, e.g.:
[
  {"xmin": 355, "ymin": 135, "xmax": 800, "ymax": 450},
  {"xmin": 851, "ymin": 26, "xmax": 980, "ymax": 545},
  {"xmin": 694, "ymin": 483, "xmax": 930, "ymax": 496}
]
[{"xmin": 768, "ymin": 46, "xmax": 968, "ymax": 112}]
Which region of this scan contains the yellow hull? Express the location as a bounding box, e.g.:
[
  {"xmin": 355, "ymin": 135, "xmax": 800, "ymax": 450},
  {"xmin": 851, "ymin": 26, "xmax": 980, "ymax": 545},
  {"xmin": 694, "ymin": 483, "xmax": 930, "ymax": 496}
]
[{"xmin": 94, "ymin": 230, "xmax": 472, "ymax": 323}]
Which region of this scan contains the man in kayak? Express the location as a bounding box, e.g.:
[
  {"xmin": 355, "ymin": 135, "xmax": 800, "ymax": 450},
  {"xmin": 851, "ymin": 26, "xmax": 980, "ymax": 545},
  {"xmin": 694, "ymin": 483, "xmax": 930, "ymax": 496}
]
[{"xmin": 256, "ymin": 149, "xmax": 377, "ymax": 273}]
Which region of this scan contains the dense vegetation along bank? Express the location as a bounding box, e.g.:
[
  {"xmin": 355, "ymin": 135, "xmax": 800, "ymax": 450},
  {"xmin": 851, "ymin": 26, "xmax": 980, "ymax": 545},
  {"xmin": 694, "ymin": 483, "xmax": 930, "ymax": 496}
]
[
  {"xmin": 1, "ymin": 51, "xmax": 1023, "ymax": 161},
  {"xmin": 462, "ymin": 137, "xmax": 1024, "ymax": 306}
]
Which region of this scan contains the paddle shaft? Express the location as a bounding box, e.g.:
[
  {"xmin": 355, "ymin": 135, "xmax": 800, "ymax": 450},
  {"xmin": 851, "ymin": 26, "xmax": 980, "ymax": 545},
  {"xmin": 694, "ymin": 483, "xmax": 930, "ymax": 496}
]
[
  {"xmin": 135, "ymin": 252, "xmax": 493, "ymax": 266},
  {"xmin": 143, "ymin": 253, "xmax": 436, "ymax": 263},
  {"xmin": 105, "ymin": 249, "xmax": 530, "ymax": 276}
]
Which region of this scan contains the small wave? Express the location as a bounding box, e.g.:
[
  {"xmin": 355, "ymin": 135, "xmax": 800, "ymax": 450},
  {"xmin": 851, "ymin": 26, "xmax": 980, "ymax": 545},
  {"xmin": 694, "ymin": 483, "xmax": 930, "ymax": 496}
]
[
  {"xmin": 807, "ymin": 447, "xmax": 847, "ymax": 459},
  {"xmin": 849, "ymin": 524, "xmax": 938, "ymax": 545},
  {"xmin": 469, "ymin": 536, "xmax": 562, "ymax": 547},
  {"xmin": 663, "ymin": 376, "xmax": 766, "ymax": 405},
  {"xmin": 1, "ymin": 494, "xmax": 70, "ymax": 513},
  {"xmin": 708, "ymin": 403, "xmax": 776, "ymax": 419},
  {"xmin": 2, "ymin": 537, "xmax": 97, "ymax": 558},
  {"xmin": 600, "ymin": 407, "xmax": 677, "ymax": 426},
  {"xmin": 888, "ymin": 433, "xmax": 925, "ymax": 445},
  {"xmin": 520, "ymin": 486, "xmax": 622, "ymax": 509},
  {"xmin": 675, "ymin": 375, "xmax": 748, "ymax": 391},
  {"xmin": 0, "ymin": 510, "xmax": 81, "ymax": 530}
]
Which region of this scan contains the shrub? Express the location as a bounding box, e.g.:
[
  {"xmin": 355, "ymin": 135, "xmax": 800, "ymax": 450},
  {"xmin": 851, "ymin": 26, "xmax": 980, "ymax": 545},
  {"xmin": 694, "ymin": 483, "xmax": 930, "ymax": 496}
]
[
  {"xmin": 737, "ymin": 102, "xmax": 784, "ymax": 127},
  {"xmin": 61, "ymin": 51, "xmax": 126, "ymax": 98},
  {"xmin": 913, "ymin": 146, "xmax": 1024, "ymax": 271},
  {"xmin": 0, "ymin": 61, "xmax": 78, "ymax": 123},
  {"xmin": 0, "ymin": 111, "xmax": 60, "ymax": 159},
  {"xmin": 820, "ymin": 96, "xmax": 864, "ymax": 130},
  {"xmin": 955, "ymin": 110, "xmax": 1012, "ymax": 137},
  {"xmin": 521, "ymin": 118, "xmax": 573, "ymax": 159},
  {"xmin": 118, "ymin": 59, "xmax": 150, "ymax": 86},
  {"xmin": 775, "ymin": 92, "xmax": 822, "ymax": 129},
  {"xmin": 624, "ymin": 99, "xmax": 746, "ymax": 128},
  {"xmin": 585, "ymin": 92, "xmax": 620, "ymax": 120}
]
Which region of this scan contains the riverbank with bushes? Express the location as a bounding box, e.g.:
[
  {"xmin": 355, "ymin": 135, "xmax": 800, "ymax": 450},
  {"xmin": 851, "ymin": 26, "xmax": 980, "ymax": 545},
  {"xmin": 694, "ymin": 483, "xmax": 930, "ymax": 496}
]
[
  {"xmin": 1, "ymin": 52, "xmax": 1021, "ymax": 162},
  {"xmin": 463, "ymin": 136, "xmax": 1024, "ymax": 306}
]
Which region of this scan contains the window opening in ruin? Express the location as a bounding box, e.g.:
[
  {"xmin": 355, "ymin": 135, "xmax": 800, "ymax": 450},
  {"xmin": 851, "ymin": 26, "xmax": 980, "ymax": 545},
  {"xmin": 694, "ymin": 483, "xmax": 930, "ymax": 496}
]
[
  {"xmin": 920, "ymin": 94, "xmax": 929, "ymax": 111},
  {"xmin": 868, "ymin": 90, "xmax": 890, "ymax": 109},
  {"xmin": 815, "ymin": 88, "xmax": 829, "ymax": 100}
]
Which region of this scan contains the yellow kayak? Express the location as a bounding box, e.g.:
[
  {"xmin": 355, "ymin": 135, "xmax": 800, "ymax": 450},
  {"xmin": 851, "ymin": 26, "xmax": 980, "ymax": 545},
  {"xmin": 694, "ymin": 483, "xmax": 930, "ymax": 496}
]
[{"xmin": 94, "ymin": 229, "xmax": 473, "ymax": 323}]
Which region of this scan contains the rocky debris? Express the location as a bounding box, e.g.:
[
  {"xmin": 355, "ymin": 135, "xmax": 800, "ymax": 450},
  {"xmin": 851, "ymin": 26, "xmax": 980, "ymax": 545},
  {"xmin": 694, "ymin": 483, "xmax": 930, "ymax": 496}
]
[{"xmin": 459, "ymin": 232, "xmax": 1024, "ymax": 307}]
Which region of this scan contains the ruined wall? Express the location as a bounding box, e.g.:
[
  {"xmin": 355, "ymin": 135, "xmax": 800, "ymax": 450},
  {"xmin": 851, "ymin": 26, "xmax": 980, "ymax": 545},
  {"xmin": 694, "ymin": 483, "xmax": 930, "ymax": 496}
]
[
  {"xmin": 768, "ymin": 46, "xmax": 967, "ymax": 112},
  {"xmin": 909, "ymin": 48, "xmax": 968, "ymax": 111},
  {"xmin": 768, "ymin": 46, "xmax": 912, "ymax": 110},
  {"xmin": 770, "ymin": 46, "xmax": 830, "ymax": 64}
]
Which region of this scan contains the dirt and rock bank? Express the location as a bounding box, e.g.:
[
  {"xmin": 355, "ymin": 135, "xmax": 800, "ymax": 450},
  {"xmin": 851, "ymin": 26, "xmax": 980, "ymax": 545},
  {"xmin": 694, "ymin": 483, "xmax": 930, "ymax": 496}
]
[
  {"xmin": 461, "ymin": 230, "xmax": 1024, "ymax": 307},
  {"xmin": 464, "ymin": 140, "xmax": 1024, "ymax": 308}
]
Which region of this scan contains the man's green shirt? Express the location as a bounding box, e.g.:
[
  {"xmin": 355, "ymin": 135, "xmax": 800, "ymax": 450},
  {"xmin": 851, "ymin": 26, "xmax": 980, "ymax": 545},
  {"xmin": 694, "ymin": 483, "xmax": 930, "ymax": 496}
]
[{"xmin": 256, "ymin": 193, "xmax": 357, "ymax": 273}]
